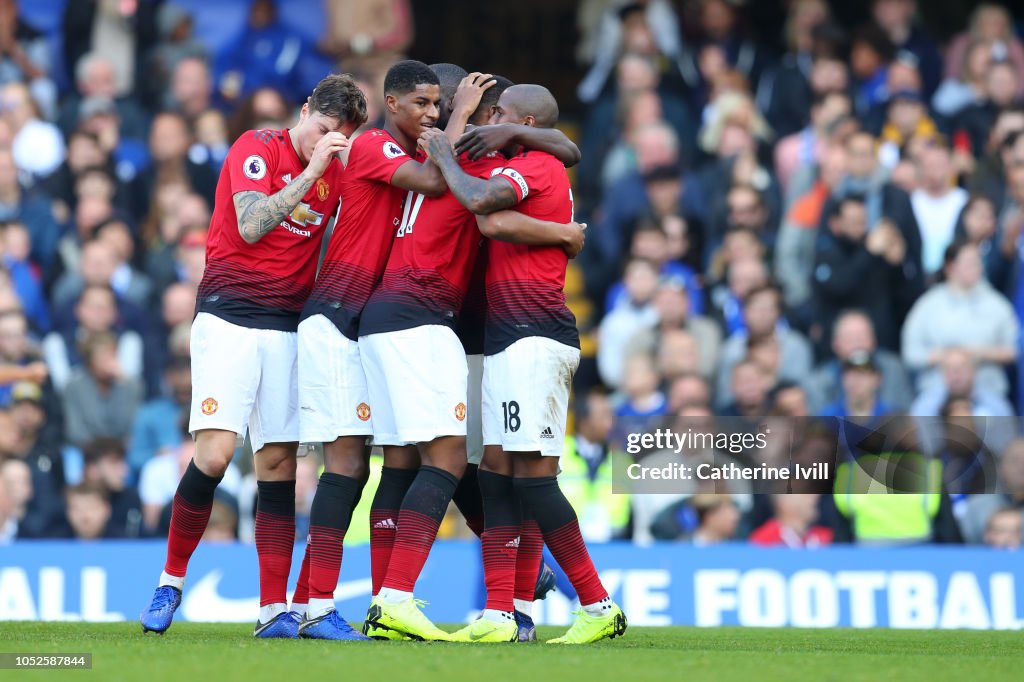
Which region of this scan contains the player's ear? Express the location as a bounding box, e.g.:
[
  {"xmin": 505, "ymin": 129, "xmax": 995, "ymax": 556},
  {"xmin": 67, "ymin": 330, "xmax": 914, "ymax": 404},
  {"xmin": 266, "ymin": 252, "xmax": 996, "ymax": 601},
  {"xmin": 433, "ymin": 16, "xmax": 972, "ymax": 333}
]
[
  {"xmin": 299, "ymin": 101, "xmax": 310, "ymax": 121},
  {"xmin": 384, "ymin": 93, "xmax": 399, "ymax": 114},
  {"xmin": 523, "ymin": 114, "xmax": 536, "ymax": 128}
]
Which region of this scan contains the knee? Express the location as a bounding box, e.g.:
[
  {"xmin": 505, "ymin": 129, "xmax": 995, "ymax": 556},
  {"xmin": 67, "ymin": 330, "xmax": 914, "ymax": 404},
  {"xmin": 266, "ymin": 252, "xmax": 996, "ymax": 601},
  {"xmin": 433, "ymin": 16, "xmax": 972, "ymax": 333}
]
[{"xmin": 323, "ymin": 438, "xmax": 368, "ymax": 478}]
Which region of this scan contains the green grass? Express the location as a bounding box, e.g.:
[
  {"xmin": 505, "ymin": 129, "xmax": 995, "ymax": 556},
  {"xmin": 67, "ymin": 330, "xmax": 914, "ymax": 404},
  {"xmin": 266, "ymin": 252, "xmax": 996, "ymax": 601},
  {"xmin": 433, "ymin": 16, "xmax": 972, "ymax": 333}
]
[{"xmin": 0, "ymin": 623, "xmax": 1020, "ymax": 682}]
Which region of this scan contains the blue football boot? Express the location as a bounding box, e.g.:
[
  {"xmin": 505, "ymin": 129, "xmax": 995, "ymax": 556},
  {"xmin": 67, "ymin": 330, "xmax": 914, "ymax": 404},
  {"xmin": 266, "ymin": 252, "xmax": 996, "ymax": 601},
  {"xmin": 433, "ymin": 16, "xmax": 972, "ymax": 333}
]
[
  {"xmin": 140, "ymin": 586, "xmax": 182, "ymax": 634},
  {"xmin": 254, "ymin": 610, "xmax": 302, "ymax": 638},
  {"xmin": 298, "ymin": 609, "xmax": 372, "ymax": 641}
]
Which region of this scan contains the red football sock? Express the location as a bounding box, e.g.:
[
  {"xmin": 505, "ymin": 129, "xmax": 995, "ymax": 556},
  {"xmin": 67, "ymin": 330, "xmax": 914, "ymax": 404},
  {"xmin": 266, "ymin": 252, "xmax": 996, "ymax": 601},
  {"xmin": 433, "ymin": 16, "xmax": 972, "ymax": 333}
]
[
  {"xmin": 381, "ymin": 466, "xmax": 458, "ymax": 593},
  {"xmin": 163, "ymin": 460, "xmax": 222, "ymax": 578},
  {"xmin": 255, "ymin": 480, "xmax": 296, "ymax": 607}
]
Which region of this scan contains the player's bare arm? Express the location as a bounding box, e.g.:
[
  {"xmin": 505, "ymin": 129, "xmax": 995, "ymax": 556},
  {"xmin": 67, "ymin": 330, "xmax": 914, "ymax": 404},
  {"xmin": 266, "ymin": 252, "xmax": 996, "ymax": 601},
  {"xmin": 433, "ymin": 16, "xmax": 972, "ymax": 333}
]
[
  {"xmin": 234, "ymin": 131, "xmax": 350, "ymax": 244},
  {"xmin": 419, "ymin": 128, "xmax": 518, "ymax": 214},
  {"xmin": 390, "ymin": 156, "xmax": 447, "ymax": 197},
  {"xmin": 477, "ymin": 213, "xmax": 586, "ymax": 258},
  {"xmin": 445, "ymin": 73, "xmax": 496, "ymax": 144},
  {"xmin": 455, "ymin": 124, "xmax": 581, "ymax": 167}
]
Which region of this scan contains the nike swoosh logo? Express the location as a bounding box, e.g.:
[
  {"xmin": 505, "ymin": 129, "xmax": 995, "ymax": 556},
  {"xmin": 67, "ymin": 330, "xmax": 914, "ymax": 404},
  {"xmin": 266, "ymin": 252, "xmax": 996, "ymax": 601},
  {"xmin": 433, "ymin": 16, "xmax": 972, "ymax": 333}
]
[{"xmin": 181, "ymin": 570, "xmax": 373, "ymax": 622}]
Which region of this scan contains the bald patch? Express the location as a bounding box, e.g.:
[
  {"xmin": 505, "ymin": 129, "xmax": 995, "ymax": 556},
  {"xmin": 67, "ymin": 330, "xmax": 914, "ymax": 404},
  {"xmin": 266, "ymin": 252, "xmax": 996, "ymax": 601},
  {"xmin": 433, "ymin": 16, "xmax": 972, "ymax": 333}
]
[{"xmin": 502, "ymin": 84, "xmax": 559, "ymax": 128}]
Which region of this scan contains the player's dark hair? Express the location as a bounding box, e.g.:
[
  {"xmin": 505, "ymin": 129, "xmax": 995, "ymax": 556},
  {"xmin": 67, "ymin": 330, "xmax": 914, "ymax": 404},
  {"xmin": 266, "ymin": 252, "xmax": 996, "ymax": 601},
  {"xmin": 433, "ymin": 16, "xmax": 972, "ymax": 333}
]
[
  {"xmin": 384, "ymin": 60, "xmax": 440, "ymax": 96},
  {"xmin": 429, "ymin": 63, "xmax": 469, "ymax": 99},
  {"xmin": 477, "ymin": 75, "xmax": 514, "ymax": 113},
  {"xmin": 309, "ymin": 73, "xmax": 368, "ymax": 127}
]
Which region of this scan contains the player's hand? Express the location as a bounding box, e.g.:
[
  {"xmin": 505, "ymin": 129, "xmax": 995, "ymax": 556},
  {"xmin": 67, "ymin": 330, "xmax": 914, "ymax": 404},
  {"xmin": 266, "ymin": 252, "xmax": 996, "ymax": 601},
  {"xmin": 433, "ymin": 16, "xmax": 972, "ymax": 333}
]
[
  {"xmin": 418, "ymin": 127, "xmax": 454, "ymax": 161},
  {"xmin": 452, "ymin": 72, "xmax": 496, "ymax": 117},
  {"xmin": 455, "ymin": 124, "xmax": 517, "ymax": 160},
  {"xmin": 562, "ymin": 221, "xmax": 587, "ymax": 259},
  {"xmin": 306, "ymin": 132, "xmax": 350, "ymax": 179}
]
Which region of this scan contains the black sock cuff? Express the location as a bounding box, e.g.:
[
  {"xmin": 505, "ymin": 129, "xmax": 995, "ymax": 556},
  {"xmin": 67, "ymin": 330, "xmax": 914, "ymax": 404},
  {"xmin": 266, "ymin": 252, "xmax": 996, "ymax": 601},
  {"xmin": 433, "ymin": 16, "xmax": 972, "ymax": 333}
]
[
  {"xmin": 311, "ymin": 473, "xmax": 361, "ymax": 530},
  {"xmin": 257, "ymin": 479, "xmax": 296, "ymax": 516},
  {"xmin": 380, "ymin": 466, "xmax": 419, "ymax": 489},
  {"xmin": 419, "ymin": 465, "xmax": 459, "ymax": 494},
  {"xmin": 178, "ymin": 459, "xmax": 223, "ymax": 507},
  {"xmin": 479, "ymin": 470, "xmax": 520, "ymax": 527}
]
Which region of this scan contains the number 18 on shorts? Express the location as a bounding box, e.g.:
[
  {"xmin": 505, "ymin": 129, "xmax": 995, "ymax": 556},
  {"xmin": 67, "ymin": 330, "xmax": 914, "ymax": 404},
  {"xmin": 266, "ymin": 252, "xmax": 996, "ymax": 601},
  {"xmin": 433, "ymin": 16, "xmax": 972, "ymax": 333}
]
[{"xmin": 481, "ymin": 337, "xmax": 580, "ymax": 457}]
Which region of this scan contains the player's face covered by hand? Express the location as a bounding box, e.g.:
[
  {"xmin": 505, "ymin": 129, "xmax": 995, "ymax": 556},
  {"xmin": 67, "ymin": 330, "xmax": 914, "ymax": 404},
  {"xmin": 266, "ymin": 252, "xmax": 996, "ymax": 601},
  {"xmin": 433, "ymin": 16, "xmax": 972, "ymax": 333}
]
[
  {"xmin": 293, "ymin": 104, "xmax": 357, "ymax": 164},
  {"xmin": 388, "ymin": 84, "xmax": 441, "ymax": 140}
]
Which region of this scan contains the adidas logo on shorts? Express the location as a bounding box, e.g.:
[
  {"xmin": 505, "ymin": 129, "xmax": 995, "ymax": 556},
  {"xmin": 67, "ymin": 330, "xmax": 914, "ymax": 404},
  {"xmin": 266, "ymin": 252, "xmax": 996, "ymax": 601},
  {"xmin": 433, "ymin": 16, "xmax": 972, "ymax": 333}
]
[
  {"xmin": 540, "ymin": 427, "xmax": 555, "ymax": 439},
  {"xmin": 373, "ymin": 518, "xmax": 397, "ymax": 530}
]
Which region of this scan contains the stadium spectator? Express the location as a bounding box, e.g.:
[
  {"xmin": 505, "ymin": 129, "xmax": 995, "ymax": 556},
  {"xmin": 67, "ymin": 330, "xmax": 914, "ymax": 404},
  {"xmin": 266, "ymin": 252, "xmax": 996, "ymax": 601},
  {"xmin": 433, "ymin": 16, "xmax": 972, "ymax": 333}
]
[
  {"xmin": 0, "ymin": 0, "xmax": 57, "ymax": 121},
  {"xmin": 4, "ymin": 382, "xmax": 67, "ymax": 537},
  {"xmin": 716, "ymin": 285, "xmax": 813, "ymax": 409},
  {"xmin": 81, "ymin": 437, "xmax": 143, "ymax": 538},
  {"xmin": 945, "ymin": 3, "xmax": 1024, "ymax": 88},
  {"xmin": 954, "ymin": 194, "xmax": 1014, "ymax": 294},
  {"xmin": 227, "ymin": 86, "xmax": 292, "ymax": 143},
  {"xmin": 655, "ymin": 329, "xmax": 703, "ymax": 387},
  {"xmin": 62, "ymin": 330, "xmax": 144, "ymax": 447},
  {"xmin": 216, "ymin": 0, "xmax": 309, "ymax": 105},
  {"xmin": 805, "ymin": 311, "xmax": 912, "ymax": 414},
  {"xmin": 1, "ymin": 81, "xmax": 64, "ymax": 181},
  {"xmin": 191, "ymin": 108, "xmax": 230, "ymax": 173},
  {"xmin": 820, "ymin": 350, "xmax": 891, "ymax": 419},
  {"xmin": 0, "ymin": 147, "xmax": 60, "ymax": 274},
  {"xmin": 128, "ymin": 354, "xmax": 190, "ymax": 474},
  {"xmin": 959, "ymin": 438, "xmax": 1024, "ymax": 544},
  {"xmin": 678, "ymin": 493, "xmax": 741, "ymax": 545},
  {"xmin": 983, "ymin": 507, "xmax": 1022, "ymax": 549},
  {"xmin": 909, "ymin": 348, "xmax": 1015, "ymax": 417},
  {"xmin": 57, "ymin": 52, "xmax": 147, "ymax": 141},
  {"xmin": 901, "ymin": 241, "xmax": 1019, "ymax": 398},
  {"xmin": 200, "ymin": 498, "xmax": 239, "ymax": 543},
  {"xmin": 932, "ymin": 40, "xmax": 993, "ymax": 120},
  {"xmin": 748, "ymin": 494, "xmax": 833, "ymax": 547},
  {"xmin": 814, "ymin": 196, "xmax": 912, "ymax": 353},
  {"xmin": 597, "ymin": 258, "xmax": 659, "ymax": 388},
  {"xmin": 0, "ymin": 454, "xmax": 31, "ymax": 540},
  {"xmin": 911, "ymin": 143, "xmax": 969, "ymax": 277},
  {"xmin": 0, "ymin": 457, "xmax": 12, "ymax": 542},
  {"xmin": 773, "ymin": 90, "xmax": 851, "ymax": 194},
  {"xmin": 43, "ymin": 284, "xmax": 144, "ymax": 391},
  {"xmin": 562, "ymin": 390, "xmax": 631, "ymax": 542},
  {"xmin": 625, "ymin": 280, "xmax": 721, "ymax": 380},
  {"xmin": 720, "ymin": 359, "xmax": 770, "ymax": 418},
  {"xmin": 143, "ymin": 4, "xmax": 209, "ymax": 112},
  {"xmin": 130, "ymin": 110, "xmax": 216, "ymax": 219},
  {"xmin": 64, "ymin": 482, "xmax": 113, "ymax": 540},
  {"xmin": 319, "ymin": 0, "xmax": 414, "ymax": 85},
  {"xmin": 616, "ymin": 353, "xmax": 668, "ymax": 419},
  {"xmin": 666, "ymin": 373, "xmax": 712, "ymax": 414},
  {"xmin": 768, "ymin": 381, "xmax": 810, "ymax": 417},
  {"xmin": 166, "ymin": 56, "xmax": 214, "ymax": 122},
  {"xmin": 956, "ymin": 60, "xmax": 1022, "ymax": 157}
]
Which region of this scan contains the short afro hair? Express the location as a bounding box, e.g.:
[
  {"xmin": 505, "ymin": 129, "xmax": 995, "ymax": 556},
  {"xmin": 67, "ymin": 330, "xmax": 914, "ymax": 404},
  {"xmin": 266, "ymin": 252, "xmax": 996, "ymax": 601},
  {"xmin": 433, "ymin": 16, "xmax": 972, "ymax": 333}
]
[
  {"xmin": 308, "ymin": 73, "xmax": 368, "ymax": 127},
  {"xmin": 478, "ymin": 75, "xmax": 514, "ymax": 113},
  {"xmin": 429, "ymin": 62, "xmax": 469, "ymax": 99},
  {"xmin": 384, "ymin": 60, "xmax": 440, "ymax": 96}
]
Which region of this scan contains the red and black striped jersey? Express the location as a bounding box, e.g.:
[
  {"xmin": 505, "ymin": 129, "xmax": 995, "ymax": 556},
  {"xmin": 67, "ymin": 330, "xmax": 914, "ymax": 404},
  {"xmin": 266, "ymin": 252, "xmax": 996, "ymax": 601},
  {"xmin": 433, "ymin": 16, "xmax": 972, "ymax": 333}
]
[
  {"xmin": 302, "ymin": 128, "xmax": 420, "ymax": 340},
  {"xmin": 197, "ymin": 128, "xmax": 342, "ymax": 331},
  {"xmin": 484, "ymin": 149, "xmax": 579, "ymax": 355},
  {"xmin": 358, "ymin": 152, "xmax": 504, "ymax": 339}
]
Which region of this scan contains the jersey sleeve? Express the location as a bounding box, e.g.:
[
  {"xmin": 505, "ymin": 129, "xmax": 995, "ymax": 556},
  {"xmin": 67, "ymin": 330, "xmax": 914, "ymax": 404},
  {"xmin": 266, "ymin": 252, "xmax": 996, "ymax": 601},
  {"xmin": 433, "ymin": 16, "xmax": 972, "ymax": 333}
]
[
  {"xmin": 226, "ymin": 131, "xmax": 280, "ymax": 196},
  {"xmin": 351, "ymin": 132, "xmax": 416, "ymax": 184},
  {"xmin": 488, "ymin": 153, "xmax": 547, "ymax": 205}
]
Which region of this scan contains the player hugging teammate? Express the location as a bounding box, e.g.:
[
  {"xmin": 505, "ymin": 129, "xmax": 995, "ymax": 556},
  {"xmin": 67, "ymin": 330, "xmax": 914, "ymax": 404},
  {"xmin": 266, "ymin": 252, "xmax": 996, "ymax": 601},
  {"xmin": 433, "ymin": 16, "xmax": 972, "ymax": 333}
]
[{"xmin": 140, "ymin": 60, "xmax": 626, "ymax": 646}]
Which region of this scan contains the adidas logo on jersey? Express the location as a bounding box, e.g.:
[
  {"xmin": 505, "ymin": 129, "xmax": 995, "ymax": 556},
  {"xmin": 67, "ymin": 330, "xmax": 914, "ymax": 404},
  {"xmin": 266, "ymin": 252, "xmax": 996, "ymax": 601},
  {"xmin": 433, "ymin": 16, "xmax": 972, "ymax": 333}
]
[
  {"xmin": 540, "ymin": 427, "xmax": 555, "ymax": 439},
  {"xmin": 373, "ymin": 518, "xmax": 397, "ymax": 530}
]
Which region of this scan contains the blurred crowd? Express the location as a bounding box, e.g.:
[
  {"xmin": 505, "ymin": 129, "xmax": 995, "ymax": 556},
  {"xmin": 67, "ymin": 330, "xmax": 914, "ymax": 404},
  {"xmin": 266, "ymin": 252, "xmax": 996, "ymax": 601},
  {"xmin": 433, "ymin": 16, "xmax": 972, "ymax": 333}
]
[{"xmin": 1, "ymin": 0, "xmax": 1023, "ymax": 552}]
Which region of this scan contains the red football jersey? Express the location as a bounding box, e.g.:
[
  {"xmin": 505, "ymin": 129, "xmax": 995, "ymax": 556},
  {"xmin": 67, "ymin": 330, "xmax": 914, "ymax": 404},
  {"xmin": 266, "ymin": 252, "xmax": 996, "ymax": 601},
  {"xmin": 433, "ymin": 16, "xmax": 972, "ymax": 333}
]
[
  {"xmin": 302, "ymin": 128, "xmax": 419, "ymax": 340},
  {"xmin": 359, "ymin": 152, "xmax": 504, "ymax": 338},
  {"xmin": 196, "ymin": 128, "xmax": 342, "ymax": 330},
  {"xmin": 484, "ymin": 149, "xmax": 579, "ymax": 355}
]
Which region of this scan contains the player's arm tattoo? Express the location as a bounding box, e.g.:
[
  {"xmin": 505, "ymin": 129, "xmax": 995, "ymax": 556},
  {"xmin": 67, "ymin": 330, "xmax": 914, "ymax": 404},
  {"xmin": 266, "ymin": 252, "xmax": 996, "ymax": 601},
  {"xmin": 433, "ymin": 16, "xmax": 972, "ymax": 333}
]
[
  {"xmin": 426, "ymin": 138, "xmax": 518, "ymax": 215},
  {"xmin": 233, "ymin": 172, "xmax": 314, "ymax": 244}
]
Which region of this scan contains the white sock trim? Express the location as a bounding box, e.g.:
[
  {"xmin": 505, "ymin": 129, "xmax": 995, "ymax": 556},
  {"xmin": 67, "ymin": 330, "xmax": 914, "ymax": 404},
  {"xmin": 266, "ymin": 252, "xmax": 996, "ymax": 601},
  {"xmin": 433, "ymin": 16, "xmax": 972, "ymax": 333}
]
[
  {"xmin": 159, "ymin": 571, "xmax": 184, "ymax": 590},
  {"xmin": 378, "ymin": 587, "xmax": 413, "ymax": 605}
]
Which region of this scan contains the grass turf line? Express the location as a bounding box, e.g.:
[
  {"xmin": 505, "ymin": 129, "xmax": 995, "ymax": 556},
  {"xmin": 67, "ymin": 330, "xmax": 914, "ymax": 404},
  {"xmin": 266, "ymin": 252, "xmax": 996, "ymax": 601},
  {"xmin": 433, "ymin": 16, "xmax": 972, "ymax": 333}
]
[{"xmin": 0, "ymin": 623, "xmax": 1020, "ymax": 682}]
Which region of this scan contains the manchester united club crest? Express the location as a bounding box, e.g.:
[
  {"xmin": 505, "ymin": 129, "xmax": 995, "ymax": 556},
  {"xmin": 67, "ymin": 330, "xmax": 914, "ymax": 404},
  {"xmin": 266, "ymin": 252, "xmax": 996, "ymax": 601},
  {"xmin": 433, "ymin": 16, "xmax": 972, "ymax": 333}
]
[
  {"xmin": 356, "ymin": 402, "xmax": 372, "ymax": 421},
  {"xmin": 455, "ymin": 403, "xmax": 467, "ymax": 422},
  {"xmin": 201, "ymin": 397, "xmax": 218, "ymax": 415},
  {"xmin": 316, "ymin": 178, "xmax": 330, "ymax": 200}
]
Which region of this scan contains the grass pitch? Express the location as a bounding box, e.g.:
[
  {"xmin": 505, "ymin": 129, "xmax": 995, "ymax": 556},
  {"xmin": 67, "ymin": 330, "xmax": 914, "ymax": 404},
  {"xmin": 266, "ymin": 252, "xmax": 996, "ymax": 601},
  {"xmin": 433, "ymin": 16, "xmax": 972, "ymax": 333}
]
[{"xmin": 0, "ymin": 623, "xmax": 1019, "ymax": 682}]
